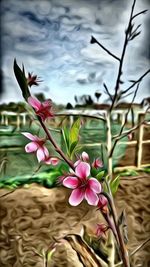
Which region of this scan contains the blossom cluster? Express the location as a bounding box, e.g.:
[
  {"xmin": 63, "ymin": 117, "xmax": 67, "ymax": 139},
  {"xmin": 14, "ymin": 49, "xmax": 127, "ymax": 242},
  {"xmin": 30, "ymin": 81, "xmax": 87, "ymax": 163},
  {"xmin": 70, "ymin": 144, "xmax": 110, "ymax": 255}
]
[
  {"xmin": 22, "ymin": 96, "xmax": 58, "ymax": 165},
  {"xmin": 23, "ymin": 95, "xmax": 107, "ymax": 212},
  {"xmin": 19, "ymin": 71, "xmax": 109, "ymax": 238}
]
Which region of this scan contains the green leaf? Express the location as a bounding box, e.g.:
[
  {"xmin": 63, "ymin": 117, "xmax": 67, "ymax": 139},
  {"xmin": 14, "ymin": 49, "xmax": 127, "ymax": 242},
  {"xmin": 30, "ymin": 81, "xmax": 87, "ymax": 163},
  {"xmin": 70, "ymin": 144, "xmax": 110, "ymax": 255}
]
[
  {"xmin": 69, "ymin": 140, "xmax": 78, "ymax": 159},
  {"xmin": 61, "ymin": 127, "xmax": 70, "ymax": 155},
  {"xmin": 68, "ymin": 118, "xmax": 81, "ymax": 159},
  {"xmin": 96, "ymin": 170, "xmax": 105, "ymax": 181},
  {"xmin": 13, "ymin": 59, "xmax": 30, "ymax": 101},
  {"xmin": 47, "ymin": 250, "xmax": 55, "ymax": 262},
  {"xmin": 110, "ymin": 175, "xmax": 120, "ymax": 195},
  {"xmin": 70, "ymin": 118, "xmax": 81, "ymax": 144}
]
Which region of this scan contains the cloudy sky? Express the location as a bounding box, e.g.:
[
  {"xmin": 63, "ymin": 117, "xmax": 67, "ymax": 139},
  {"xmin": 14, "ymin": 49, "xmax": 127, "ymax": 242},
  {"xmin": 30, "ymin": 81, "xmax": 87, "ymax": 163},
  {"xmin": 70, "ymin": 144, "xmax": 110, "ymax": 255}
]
[{"xmin": 1, "ymin": 0, "xmax": 150, "ymax": 105}]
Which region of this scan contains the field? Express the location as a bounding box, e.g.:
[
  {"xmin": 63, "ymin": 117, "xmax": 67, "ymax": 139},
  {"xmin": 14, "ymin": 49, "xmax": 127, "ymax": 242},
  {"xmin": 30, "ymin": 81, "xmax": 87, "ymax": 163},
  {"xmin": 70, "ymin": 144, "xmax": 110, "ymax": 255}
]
[{"xmin": 0, "ymin": 118, "xmax": 150, "ymax": 267}]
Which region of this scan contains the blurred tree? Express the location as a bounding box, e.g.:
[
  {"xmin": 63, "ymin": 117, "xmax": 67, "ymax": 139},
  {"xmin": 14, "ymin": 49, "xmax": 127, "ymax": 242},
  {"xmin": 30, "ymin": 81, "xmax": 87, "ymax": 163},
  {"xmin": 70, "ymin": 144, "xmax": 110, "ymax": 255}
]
[{"xmin": 95, "ymin": 90, "xmax": 102, "ymax": 103}]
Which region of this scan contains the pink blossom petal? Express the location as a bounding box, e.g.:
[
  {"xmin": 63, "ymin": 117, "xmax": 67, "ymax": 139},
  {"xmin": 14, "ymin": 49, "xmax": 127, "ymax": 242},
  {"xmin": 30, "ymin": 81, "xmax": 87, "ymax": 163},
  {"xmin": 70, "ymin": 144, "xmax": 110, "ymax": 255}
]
[
  {"xmin": 36, "ymin": 147, "xmax": 46, "ymax": 162},
  {"xmin": 63, "ymin": 176, "xmax": 79, "ymax": 189},
  {"xmin": 42, "ymin": 146, "xmax": 49, "ymax": 157},
  {"xmin": 22, "ymin": 132, "xmax": 39, "ymax": 141},
  {"xmin": 45, "ymin": 157, "xmax": 59, "ymax": 165},
  {"xmin": 85, "ymin": 188, "xmax": 99, "ymax": 206},
  {"xmin": 25, "ymin": 142, "xmax": 38, "ymax": 153},
  {"xmin": 75, "ymin": 162, "xmax": 90, "ymax": 179},
  {"xmin": 69, "ymin": 188, "xmax": 84, "ymax": 206},
  {"xmin": 37, "ymin": 112, "xmax": 47, "ymax": 121},
  {"xmin": 74, "ymin": 159, "xmax": 81, "ymax": 167},
  {"xmin": 82, "ymin": 151, "xmax": 89, "ymax": 161},
  {"xmin": 98, "ymin": 195, "xmax": 108, "ymax": 209},
  {"xmin": 92, "ymin": 158, "xmax": 103, "ymax": 168},
  {"xmin": 28, "ymin": 96, "xmax": 42, "ymax": 111},
  {"xmin": 50, "ymin": 158, "xmax": 59, "ymax": 165},
  {"xmin": 88, "ymin": 178, "xmax": 101, "ymax": 193},
  {"xmin": 44, "ymin": 158, "xmax": 52, "ymax": 165},
  {"xmin": 42, "ymin": 99, "xmax": 52, "ymax": 108}
]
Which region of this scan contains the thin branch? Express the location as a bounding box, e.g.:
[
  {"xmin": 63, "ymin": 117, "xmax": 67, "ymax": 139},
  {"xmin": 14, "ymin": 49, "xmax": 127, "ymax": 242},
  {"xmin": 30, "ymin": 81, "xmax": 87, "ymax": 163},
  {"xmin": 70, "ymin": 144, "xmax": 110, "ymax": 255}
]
[
  {"xmin": 55, "ymin": 113, "xmax": 106, "ymax": 122},
  {"xmin": 113, "ymin": 118, "xmax": 148, "ymax": 142},
  {"xmin": 90, "ymin": 36, "xmax": 120, "ymax": 62},
  {"xmin": 0, "ymin": 189, "xmax": 16, "ymax": 198},
  {"xmin": 109, "ymin": 83, "xmax": 140, "ymax": 157},
  {"xmin": 102, "ymin": 191, "xmax": 130, "ymax": 267},
  {"xmin": 122, "ymin": 69, "xmax": 150, "ymax": 95},
  {"xmin": 110, "ymin": 0, "xmax": 136, "ymax": 112},
  {"xmin": 130, "ymin": 237, "xmax": 150, "ymax": 256},
  {"xmin": 103, "ymin": 83, "xmax": 113, "ymax": 100},
  {"xmin": 132, "ymin": 9, "xmax": 148, "ymax": 20},
  {"xmin": 112, "ymin": 106, "xmax": 149, "ymax": 142},
  {"xmin": 115, "ymin": 237, "xmax": 150, "ymax": 267},
  {"xmin": 39, "ymin": 118, "xmax": 75, "ymax": 171}
]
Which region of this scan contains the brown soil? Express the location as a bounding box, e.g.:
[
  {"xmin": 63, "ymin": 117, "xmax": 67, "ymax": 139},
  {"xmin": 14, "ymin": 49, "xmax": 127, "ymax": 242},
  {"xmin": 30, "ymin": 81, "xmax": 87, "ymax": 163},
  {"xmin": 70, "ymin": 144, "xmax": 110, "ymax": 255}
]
[{"xmin": 0, "ymin": 175, "xmax": 150, "ymax": 267}]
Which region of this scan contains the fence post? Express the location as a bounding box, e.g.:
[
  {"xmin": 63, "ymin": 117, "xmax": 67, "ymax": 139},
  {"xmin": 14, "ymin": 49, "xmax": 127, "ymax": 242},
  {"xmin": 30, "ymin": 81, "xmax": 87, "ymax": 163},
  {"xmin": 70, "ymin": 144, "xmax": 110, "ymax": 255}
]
[
  {"xmin": 136, "ymin": 112, "xmax": 145, "ymax": 168},
  {"xmin": 106, "ymin": 111, "xmax": 113, "ymax": 179},
  {"xmin": 16, "ymin": 114, "xmax": 21, "ymax": 130}
]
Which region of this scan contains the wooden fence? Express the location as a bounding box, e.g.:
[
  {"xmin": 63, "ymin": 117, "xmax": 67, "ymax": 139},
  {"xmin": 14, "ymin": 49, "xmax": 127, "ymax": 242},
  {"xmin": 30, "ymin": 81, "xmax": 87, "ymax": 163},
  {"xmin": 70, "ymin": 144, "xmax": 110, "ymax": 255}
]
[
  {"xmin": 56, "ymin": 109, "xmax": 150, "ymax": 171},
  {"xmin": 0, "ymin": 109, "xmax": 150, "ymax": 171}
]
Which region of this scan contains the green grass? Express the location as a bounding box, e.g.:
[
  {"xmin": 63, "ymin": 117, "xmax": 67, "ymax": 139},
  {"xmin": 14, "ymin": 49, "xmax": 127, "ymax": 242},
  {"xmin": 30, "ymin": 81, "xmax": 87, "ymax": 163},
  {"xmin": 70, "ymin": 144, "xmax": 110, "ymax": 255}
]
[{"xmin": 0, "ymin": 163, "xmax": 69, "ymax": 189}]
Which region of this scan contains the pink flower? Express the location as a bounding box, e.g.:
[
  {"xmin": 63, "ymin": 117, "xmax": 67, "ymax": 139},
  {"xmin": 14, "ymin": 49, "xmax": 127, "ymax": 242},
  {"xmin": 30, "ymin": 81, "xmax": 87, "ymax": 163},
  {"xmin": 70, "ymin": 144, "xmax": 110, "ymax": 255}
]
[
  {"xmin": 28, "ymin": 96, "xmax": 54, "ymax": 121},
  {"xmin": 63, "ymin": 162, "xmax": 101, "ymax": 206},
  {"xmin": 97, "ymin": 195, "xmax": 108, "ymax": 213},
  {"xmin": 27, "ymin": 72, "xmax": 42, "ymax": 87},
  {"xmin": 92, "ymin": 158, "xmax": 103, "ymax": 169},
  {"xmin": 96, "ymin": 223, "xmax": 109, "ymax": 237},
  {"xmin": 22, "ymin": 132, "xmax": 49, "ymax": 163},
  {"xmin": 74, "ymin": 151, "xmax": 89, "ymax": 167},
  {"xmin": 44, "ymin": 156, "xmax": 59, "ymax": 165},
  {"xmin": 128, "ymin": 133, "xmax": 132, "ymax": 140},
  {"xmin": 81, "ymin": 151, "xmax": 89, "ymax": 161}
]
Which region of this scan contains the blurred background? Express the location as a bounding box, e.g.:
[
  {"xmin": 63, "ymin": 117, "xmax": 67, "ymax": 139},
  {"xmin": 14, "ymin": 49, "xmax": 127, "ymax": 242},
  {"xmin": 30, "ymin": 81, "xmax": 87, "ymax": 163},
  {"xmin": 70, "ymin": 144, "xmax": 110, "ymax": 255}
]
[{"xmin": 0, "ymin": 0, "xmax": 150, "ymax": 179}]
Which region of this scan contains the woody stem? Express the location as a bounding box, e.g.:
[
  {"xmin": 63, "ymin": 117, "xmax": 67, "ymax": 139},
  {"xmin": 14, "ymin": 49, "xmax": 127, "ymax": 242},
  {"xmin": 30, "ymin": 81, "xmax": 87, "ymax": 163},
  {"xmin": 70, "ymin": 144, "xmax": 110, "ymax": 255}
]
[{"xmin": 39, "ymin": 118, "xmax": 75, "ymax": 171}]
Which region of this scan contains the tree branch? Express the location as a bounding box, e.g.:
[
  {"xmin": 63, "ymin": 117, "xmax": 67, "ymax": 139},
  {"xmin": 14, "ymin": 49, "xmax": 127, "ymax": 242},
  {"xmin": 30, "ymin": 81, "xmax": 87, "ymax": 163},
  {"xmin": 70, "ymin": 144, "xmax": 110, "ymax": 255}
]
[
  {"xmin": 115, "ymin": 237, "xmax": 150, "ymax": 267},
  {"xmin": 113, "ymin": 114, "xmax": 149, "ymax": 142},
  {"xmin": 130, "ymin": 237, "xmax": 150, "ymax": 256},
  {"xmin": 109, "ymin": 83, "xmax": 140, "ymax": 157},
  {"xmin": 39, "ymin": 118, "xmax": 75, "ymax": 170},
  {"xmin": 132, "ymin": 9, "xmax": 148, "ymax": 20},
  {"xmin": 103, "ymin": 83, "xmax": 113, "ymax": 101},
  {"xmin": 90, "ymin": 36, "xmax": 120, "ymax": 62},
  {"xmin": 102, "ymin": 191, "xmax": 130, "ymax": 267},
  {"xmin": 122, "ymin": 69, "xmax": 150, "ymax": 95},
  {"xmin": 55, "ymin": 112, "xmax": 106, "ymax": 122},
  {"xmin": 110, "ymin": 0, "xmax": 136, "ymax": 112}
]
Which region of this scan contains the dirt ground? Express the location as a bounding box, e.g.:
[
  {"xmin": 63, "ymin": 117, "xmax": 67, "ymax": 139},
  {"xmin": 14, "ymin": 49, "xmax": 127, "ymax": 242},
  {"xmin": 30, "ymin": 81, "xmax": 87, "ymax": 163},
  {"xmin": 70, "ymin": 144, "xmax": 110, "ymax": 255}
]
[{"xmin": 0, "ymin": 174, "xmax": 150, "ymax": 267}]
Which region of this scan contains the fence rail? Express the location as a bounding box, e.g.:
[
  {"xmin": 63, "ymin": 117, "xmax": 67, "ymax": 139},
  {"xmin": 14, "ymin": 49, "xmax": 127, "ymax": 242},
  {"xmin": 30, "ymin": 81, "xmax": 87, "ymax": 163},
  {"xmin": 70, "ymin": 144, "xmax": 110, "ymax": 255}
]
[{"xmin": 0, "ymin": 109, "xmax": 150, "ymax": 171}]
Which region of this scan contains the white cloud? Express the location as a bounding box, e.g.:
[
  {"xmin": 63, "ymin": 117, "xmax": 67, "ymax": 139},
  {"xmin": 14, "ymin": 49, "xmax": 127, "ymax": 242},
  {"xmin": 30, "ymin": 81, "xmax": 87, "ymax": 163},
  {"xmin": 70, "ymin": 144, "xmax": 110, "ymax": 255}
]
[{"xmin": 1, "ymin": 0, "xmax": 149, "ymax": 105}]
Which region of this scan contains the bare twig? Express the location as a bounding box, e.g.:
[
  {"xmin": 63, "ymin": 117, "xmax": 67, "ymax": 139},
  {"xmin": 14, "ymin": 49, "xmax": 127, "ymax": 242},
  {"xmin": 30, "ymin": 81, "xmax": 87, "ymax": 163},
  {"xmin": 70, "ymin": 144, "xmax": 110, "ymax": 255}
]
[
  {"xmin": 103, "ymin": 83, "xmax": 113, "ymax": 101},
  {"xmin": 39, "ymin": 118, "xmax": 75, "ymax": 171},
  {"xmin": 102, "ymin": 191, "xmax": 130, "ymax": 267},
  {"xmin": 0, "ymin": 189, "xmax": 16, "ymax": 198},
  {"xmin": 55, "ymin": 113, "xmax": 106, "ymax": 122},
  {"xmin": 109, "ymin": 83, "xmax": 140, "ymax": 157},
  {"xmin": 113, "ymin": 106, "xmax": 149, "ymax": 142},
  {"xmin": 90, "ymin": 36, "xmax": 120, "ymax": 62},
  {"xmin": 113, "ymin": 117, "xmax": 148, "ymax": 142},
  {"xmin": 130, "ymin": 237, "xmax": 150, "ymax": 256},
  {"xmin": 113, "ymin": 121, "xmax": 144, "ymax": 141},
  {"xmin": 122, "ymin": 69, "xmax": 150, "ymax": 95},
  {"xmin": 132, "ymin": 9, "xmax": 148, "ymax": 20},
  {"xmin": 110, "ymin": 0, "xmax": 136, "ymax": 112},
  {"xmin": 115, "ymin": 237, "xmax": 150, "ymax": 267}
]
